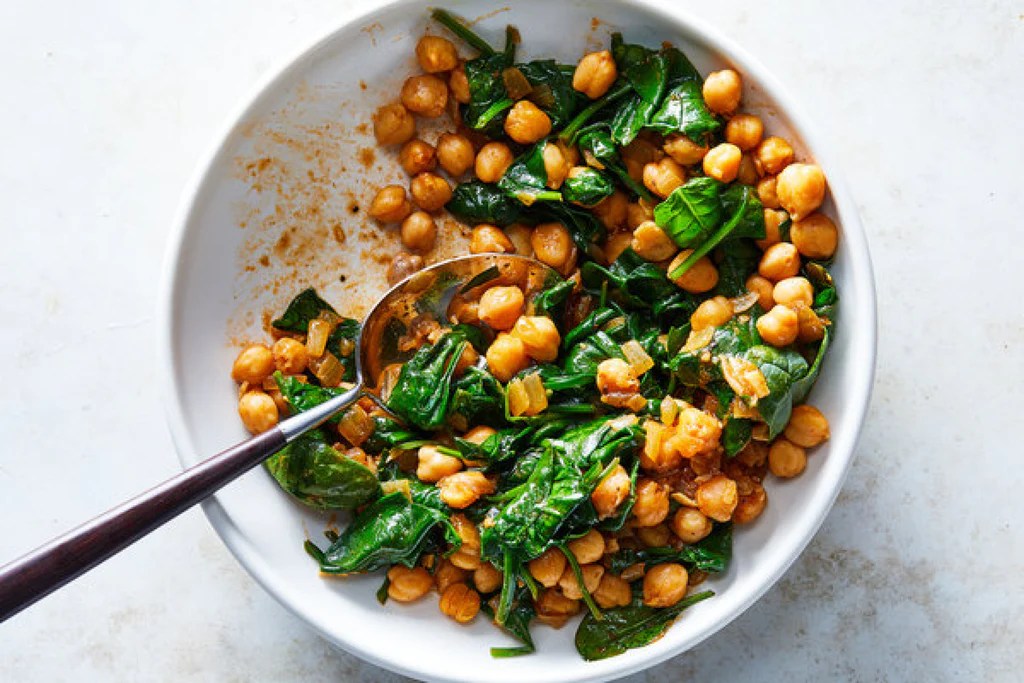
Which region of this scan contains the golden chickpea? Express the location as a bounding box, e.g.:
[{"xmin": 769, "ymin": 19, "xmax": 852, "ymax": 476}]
[
  {"xmin": 232, "ymin": 344, "xmax": 274, "ymax": 383},
  {"xmin": 757, "ymin": 176, "xmax": 781, "ymax": 209},
  {"xmin": 572, "ymin": 50, "xmax": 618, "ymax": 99},
  {"xmin": 485, "ymin": 332, "xmax": 530, "ymax": 382},
  {"xmin": 592, "ymin": 190, "xmax": 629, "ymax": 230},
  {"xmin": 478, "ymin": 286, "xmax": 525, "ymax": 331},
  {"xmin": 398, "ymin": 139, "xmax": 437, "ymax": 176},
  {"xmin": 368, "ymin": 184, "xmax": 413, "ymax": 223},
  {"xmin": 449, "ymin": 514, "xmax": 481, "ymax": 569},
  {"xmin": 439, "ymin": 471, "xmax": 495, "ymax": 509},
  {"xmin": 768, "ymin": 438, "xmax": 807, "ymax": 478},
  {"xmin": 567, "ymin": 529, "xmax": 606, "ymax": 565},
  {"xmin": 737, "ymin": 154, "xmax": 759, "ymax": 186},
  {"xmin": 756, "ymin": 208, "xmax": 788, "ymax": 249},
  {"xmin": 387, "ymin": 252, "xmax": 423, "ymax": 286},
  {"xmin": 542, "ymin": 142, "xmax": 569, "ymax": 189},
  {"xmin": 785, "ymin": 405, "xmax": 831, "ymax": 447},
  {"xmin": 400, "ymin": 74, "xmax": 448, "ymax": 118},
  {"xmin": 790, "ymin": 213, "xmax": 839, "ymax": 259},
  {"xmin": 528, "ymin": 548, "xmax": 567, "ymax": 588},
  {"xmin": 756, "ymin": 304, "xmax": 800, "ymax": 347},
  {"xmin": 668, "ymin": 250, "xmax": 719, "ymax": 293},
  {"xmin": 596, "ymin": 358, "xmax": 639, "ymax": 395},
  {"xmin": 238, "ymin": 391, "xmax": 279, "ymax": 434},
  {"xmin": 643, "ymin": 563, "xmax": 689, "ymax": 607},
  {"xmin": 593, "ymin": 573, "xmax": 632, "ymax": 609},
  {"xmin": 372, "ymin": 102, "xmax": 416, "ymax": 145},
  {"xmin": 796, "ymin": 305, "xmax": 826, "ymax": 343},
  {"xmin": 416, "ymin": 35, "xmax": 459, "ymax": 73},
  {"xmin": 626, "ymin": 200, "xmax": 654, "ymax": 229},
  {"xmin": 436, "ymin": 133, "xmax": 475, "ymax": 177},
  {"xmin": 671, "ymin": 507, "xmax": 713, "ymax": 543},
  {"xmin": 776, "ymin": 163, "xmax": 826, "ymax": 221},
  {"xmin": 417, "ymin": 444, "xmax": 463, "ymax": 483},
  {"xmin": 702, "ymin": 69, "xmax": 742, "ymax": 115},
  {"xmin": 759, "ymin": 242, "xmax": 801, "ymax": 282},
  {"xmin": 632, "ymin": 479, "xmax": 670, "ymax": 527},
  {"xmin": 755, "ymin": 136, "xmax": 795, "ymax": 176},
  {"xmin": 642, "ymin": 157, "xmax": 687, "ymax": 198},
  {"xmin": 449, "ymin": 63, "xmax": 471, "ymax": 103},
  {"xmin": 400, "ymin": 211, "xmax": 437, "ymax": 252},
  {"xmin": 504, "ymin": 100, "xmax": 552, "ymax": 144},
  {"xmin": 725, "ymin": 113, "xmax": 764, "ymax": 151},
  {"xmin": 504, "ymin": 223, "xmax": 533, "ymax": 255},
  {"xmin": 690, "ymin": 295, "xmax": 734, "ymax": 331},
  {"xmin": 558, "ymin": 563, "xmax": 604, "ymax": 600},
  {"xmin": 631, "ymin": 221, "xmax": 678, "ymax": 262},
  {"xmin": 696, "ymin": 474, "xmax": 739, "ymax": 522},
  {"xmin": 745, "ymin": 274, "xmax": 775, "ymax": 311},
  {"xmin": 534, "ymin": 588, "xmax": 580, "ymax": 627},
  {"xmin": 439, "ymin": 583, "xmax": 481, "ymax": 623},
  {"xmin": 475, "ymin": 142, "xmax": 515, "ymax": 183},
  {"xmin": 410, "ymin": 172, "xmax": 452, "ymax": 212},
  {"xmin": 621, "ymin": 138, "xmax": 663, "ymax": 182},
  {"xmin": 473, "ymin": 563, "xmax": 503, "ymax": 594},
  {"xmin": 663, "ymin": 134, "xmax": 708, "ymax": 166},
  {"xmin": 434, "ymin": 559, "xmax": 470, "ymax": 593},
  {"xmin": 387, "ymin": 565, "xmax": 433, "ymax": 602},
  {"xmin": 531, "ymin": 222, "xmax": 574, "ymax": 271},
  {"xmin": 703, "ymin": 143, "xmax": 742, "ymax": 182},
  {"xmin": 463, "ymin": 425, "xmax": 497, "ymax": 445},
  {"xmin": 636, "ymin": 523, "xmax": 671, "ymax": 548},
  {"xmin": 469, "ymin": 224, "xmax": 514, "ymax": 254},
  {"xmin": 271, "ymin": 338, "xmax": 308, "ymax": 375},
  {"xmin": 591, "ymin": 464, "xmax": 631, "ymax": 519},
  {"xmin": 511, "ymin": 315, "xmax": 560, "ymax": 362},
  {"xmin": 733, "ymin": 481, "xmax": 767, "ymax": 524},
  {"xmin": 773, "ymin": 276, "xmax": 814, "ymax": 309},
  {"xmin": 603, "ymin": 232, "xmax": 633, "ymax": 265}
]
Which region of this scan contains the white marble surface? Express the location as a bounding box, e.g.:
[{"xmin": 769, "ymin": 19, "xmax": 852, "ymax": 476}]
[{"xmin": 0, "ymin": 0, "xmax": 1021, "ymax": 680}]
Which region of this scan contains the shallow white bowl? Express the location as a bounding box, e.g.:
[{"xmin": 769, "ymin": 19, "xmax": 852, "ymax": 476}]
[{"xmin": 159, "ymin": 1, "xmax": 877, "ymax": 680}]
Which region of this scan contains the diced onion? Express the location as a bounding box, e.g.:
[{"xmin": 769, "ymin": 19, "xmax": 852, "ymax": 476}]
[
  {"xmin": 316, "ymin": 310, "xmax": 342, "ymax": 327},
  {"xmin": 730, "ymin": 396, "xmax": 761, "ymax": 420},
  {"xmin": 643, "ymin": 420, "xmax": 665, "ymax": 464},
  {"xmin": 729, "ymin": 290, "xmax": 760, "ymax": 314},
  {"xmin": 309, "ymin": 351, "xmax": 344, "ymax": 387},
  {"xmin": 751, "ymin": 423, "xmax": 771, "ymax": 441},
  {"xmin": 625, "ymin": 394, "xmax": 647, "ymax": 412},
  {"xmin": 306, "ymin": 319, "xmax": 332, "ymax": 358},
  {"xmin": 660, "ymin": 395, "xmax": 679, "ymax": 426},
  {"xmin": 621, "ymin": 340, "xmax": 655, "ymax": 376},
  {"xmin": 523, "ymin": 372, "xmax": 548, "ymax": 415},
  {"xmin": 720, "ymin": 355, "xmax": 769, "ymax": 400},
  {"xmin": 381, "ymin": 479, "xmax": 412, "ymax": 502},
  {"xmin": 508, "ymin": 378, "xmax": 529, "ymax": 417},
  {"xmin": 337, "ymin": 404, "xmax": 375, "ymax": 446},
  {"xmin": 337, "ymin": 337, "xmax": 355, "ymax": 358},
  {"xmin": 671, "ymin": 491, "xmax": 698, "ymax": 508},
  {"xmin": 680, "ymin": 327, "xmax": 715, "ymax": 353},
  {"xmin": 501, "ymin": 67, "xmax": 533, "ymax": 99}
]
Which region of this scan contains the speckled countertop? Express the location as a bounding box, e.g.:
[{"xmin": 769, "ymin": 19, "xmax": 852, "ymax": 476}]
[{"xmin": 0, "ymin": 1, "xmax": 1021, "ymax": 681}]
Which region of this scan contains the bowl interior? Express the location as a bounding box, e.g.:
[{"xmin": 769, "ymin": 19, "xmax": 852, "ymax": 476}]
[{"xmin": 161, "ymin": 1, "xmax": 876, "ymax": 681}]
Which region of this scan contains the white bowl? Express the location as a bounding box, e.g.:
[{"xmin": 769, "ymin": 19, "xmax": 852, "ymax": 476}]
[{"xmin": 159, "ymin": 1, "xmax": 877, "ymax": 680}]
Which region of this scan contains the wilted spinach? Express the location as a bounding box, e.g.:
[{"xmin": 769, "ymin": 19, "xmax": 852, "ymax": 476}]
[
  {"xmin": 446, "ymin": 181, "xmax": 524, "ymax": 226},
  {"xmin": 386, "ymin": 332, "xmax": 468, "ymax": 430},
  {"xmin": 265, "ymin": 429, "xmax": 380, "ymax": 510},
  {"xmin": 562, "ymin": 167, "xmax": 615, "ymax": 206}
]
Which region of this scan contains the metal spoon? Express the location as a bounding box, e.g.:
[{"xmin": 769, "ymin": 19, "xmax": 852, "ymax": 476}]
[{"xmin": 0, "ymin": 253, "xmax": 559, "ymax": 621}]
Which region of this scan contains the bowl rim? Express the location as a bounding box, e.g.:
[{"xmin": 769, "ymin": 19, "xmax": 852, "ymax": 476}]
[{"xmin": 157, "ymin": 0, "xmax": 878, "ymax": 680}]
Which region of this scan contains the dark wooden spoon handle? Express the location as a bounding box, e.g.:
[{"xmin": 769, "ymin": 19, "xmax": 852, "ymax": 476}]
[{"xmin": 0, "ymin": 427, "xmax": 286, "ymax": 622}]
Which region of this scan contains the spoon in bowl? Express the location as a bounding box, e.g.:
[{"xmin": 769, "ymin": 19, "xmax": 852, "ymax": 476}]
[{"xmin": 0, "ymin": 253, "xmax": 559, "ymax": 621}]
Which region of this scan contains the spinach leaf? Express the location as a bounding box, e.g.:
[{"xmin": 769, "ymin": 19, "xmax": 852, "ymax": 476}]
[
  {"xmin": 327, "ymin": 318, "xmax": 360, "ymax": 381},
  {"xmin": 431, "ymin": 8, "xmax": 496, "ymax": 56},
  {"xmin": 667, "ymin": 185, "xmax": 765, "ymax": 280},
  {"xmin": 805, "ymin": 261, "xmax": 839, "ymax": 319},
  {"xmin": 272, "ymin": 288, "xmax": 336, "ymax": 333},
  {"xmin": 744, "ymin": 344, "xmax": 810, "ymax": 438},
  {"xmin": 714, "ymin": 239, "xmax": 762, "ymax": 298},
  {"xmin": 531, "ymin": 277, "xmax": 573, "ymax": 324},
  {"xmin": 461, "ymin": 34, "xmax": 516, "ymax": 133},
  {"xmin": 265, "ymin": 429, "xmax": 380, "ymax": 510},
  {"xmin": 362, "ymin": 415, "xmax": 425, "ymax": 453},
  {"xmin": 581, "ymin": 248, "xmax": 696, "ymax": 323},
  {"xmin": 576, "ymin": 128, "xmax": 653, "ymax": 201},
  {"xmin": 648, "ymin": 79, "xmax": 720, "ymax": 139},
  {"xmin": 386, "ymin": 332, "xmax": 468, "ymax": 430},
  {"xmin": 609, "ymin": 523, "xmax": 733, "ymax": 574},
  {"xmin": 547, "ymin": 417, "xmax": 641, "ymax": 470},
  {"xmin": 532, "ymin": 201, "xmax": 607, "ymax": 254},
  {"xmin": 791, "ymin": 325, "xmax": 832, "ymax": 405},
  {"xmin": 274, "ymin": 372, "xmax": 348, "ymax": 419},
  {"xmin": 483, "ymin": 586, "xmax": 537, "ymax": 657},
  {"xmin": 446, "ymin": 181, "xmax": 524, "ymax": 226},
  {"xmin": 722, "ymin": 418, "xmax": 753, "ymax": 457},
  {"xmin": 517, "ymin": 60, "xmax": 582, "ymax": 130},
  {"xmin": 498, "ymin": 143, "xmax": 562, "ymax": 205},
  {"xmin": 450, "ymin": 366, "xmax": 507, "ymax": 428},
  {"xmin": 653, "ymin": 177, "xmax": 724, "ymax": 248},
  {"xmin": 562, "ymin": 167, "xmax": 615, "ymax": 206}
]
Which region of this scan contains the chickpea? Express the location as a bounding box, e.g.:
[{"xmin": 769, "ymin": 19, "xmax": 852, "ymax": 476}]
[
  {"xmin": 755, "ymin": 136, "xmax": 795, "ymax": 176},
  {"xmin": 387, "ymin": 252, "xmax": 423, "ymax": 286},
  {"xmin": 534, "ymin": 588, "xmax": 580, "ymax": 627},
  {"xmin": 768, "ymin": 438, "xmax": 807, "ymax": 478},
  {"xmin": 668, "ymin": 250, "xmax": 719, "ymax": 294},
  {"xmin": 776, "ymin": 163, "xmax": 826, "ymax": 221},
  {"xmin": 790, "ymin": 213, "xmax": 839, "ymax": 259},
  {"xmin": 771, "ymin": 277, "xmax": 812, "ymax": 309},
  {"xmin": 368, "ymin": 185, "xmax": 413, "ymax": 223},
  {"xmin": 759, "ymin": 242, "xmax": 801, "ymax": 282},
  {"xmin": 572, "ymin": 50, "xmax": 618, "ymax": 99},
  {"xmin": 663, "ymin": 134, "xmax": 708, "ymax": 166},
  {"xmin": 636, "ymin": 523, "xmax": 671, "ymax": 548},
  {"xmin": 542, "ymin": 142, "xmax": 570, "ymax": 189},
  {"xmin": 398, "ymin": 139, "xmax": 437, "ymax": 176},
  {"xmin": 558, "ymin": 563, "xmax": 604, "ymax": 600},
  {"xmin": 449, "ymin": 63, "xmax": 471, "ymax": 103},
  {"xmin": 757, "ymin": 208, "xmax": 788, "ymax": 249},
  {"xmin": 410, "ymin": 172, "xmax": 452, "ymax": 212},
  {"xmin": 702, "ymin": 69, "xmax": 742, "ymax": 115},
  {"xmin": 528, "ymin": 548, "xmax": 567, "ymax": 588},
  {"xmin": 757, "ymin": 176, "xmax": 781, "ymax": 209},
  {"xmin": 696, "ymin": 474, "xmax": 739, "ymax": 522},
  {"xmin": 593, "ymin": 573, "xmax": 632, "ymax": 609},
  {"xmin": 238, "ymin": 391, "xmax": 279, "ymax": 434},
  {"xmin": 603, "ymin": 232, "xmax": 633, "ymax": 265},
  {"xmin": 745, "ymin": 274, "xmax": 775, "ymax": 311},
  {"xmin": 732, "ymin": 481, "xmax": 767, "ymax": 524},
  {"xmin": 416, "ymin": 35, "xmax": 459, "ymax": 73},
  {"xmin": 725, "ymin": 114, "xmax": 764, "ymax": 151},
  {"xmin": 475, "ymin": 142, "xmax": 515, "ymax": 183},
  {"xmin": 632, "ymin": 479, "xmax": 670, "ymax": 527},
  {"xmin": 435, "ymin": 133, "xmax": 474, "ymax": 177},
  {"xmin": 469, "ymin": 224, "xmax": 514, "ymax": 254},
  {"xmin": 400, "ymin": 74, "xmax": 448, "ymax": 118},
  {"xmin": 417, "ymin": 444, "xmax": 463, "ymax": 483},
  {"xmin": 463, "ymin": 425, "xmax": 497, "ymax": 445},
  {"xmin": 511, "ymin": 315, "xmax": 560, "ymax": 362},
  {"xmin": 631, "ymin": 221, "xmax": 677, "ymax": 262},
  {"xmin": 434, "ymin": 559, "xmax": 470, "ymax": 593},
  {"xmin": 796, "ymin": 305, "xmax": 826, "ymax": 343},
  {"xmin": 387, "ymin": 565, "xmax": 433, "ymax": 602},
  {"xmin": 591, "ymin": 464, "xmax": 631, "ymax": 519},
  {"xmin": 439, "ymin": 583, "xmax": 481, "ymax": 623},
  {"xmin": 621, "ymin": 138, "xmax": 663, "ymax": 182},
  {"xmin": 473, "ymin": 563, "xmax": 503, "ymax": 594},
  {"xmin": 504, "ymin": 223, "xmax": 533, "ymax": 255},
  {"xmin": 596, "ymin": 358, "xmax": 639, "ymax": 395},
  {"xmin": 478, "ymin": 285, "xmax": 525, "ymax": 331},
  {"xmin": 671, "ymin": 507, "xmax": 714, "ymax": 544},
  {"xmin": 592, "ymin": 190, "xmax": 629, "ymax": 230},
  {"xmin": 232, "ymin": 344, "xmax": 274, "ymax": 383},
  {"xmin": 485, "ymin": 332, "xmax": 530, "ymax": 382},
  {"xmin": 737, "ymin": 154, "xmax": 759, "ymax": 186},
  {"xmin": 785, "ymin": 405, "xmax": 830, "ymax": 447},
  {"xmin": 690, "ymin": 295, "xmax": 734, "ymax": 331},
  {"xmin": 531, "ymin": 222, "xmax": 574, "ymax": 271},
  {"xmin": 702, "ymin": 143, "xmax": 742, "ymax": 182},
  {"xmin": 372, "ymin": 102, "xmax": 416, "ymax": 145},
  {"xmin": 504, "ymin": 100, "xmax": 552, "ymax": 144},
  {"xmin": 756, "ymin": 304, "xmax": 799, "ymax": 347},
  {"xmin": 643, "ymin": 563, "xmax": 689, "ymax": 608},
  {"xmin": 567, "ymin": 529, "xmax": 606, "ymax": 565},
  {"xmin": 642, "ymin": 157, "xmax": 687, "ymax": 198},
  {"xmin": 449, "ymin": 514, "xmax": 481, "ymax": 570},
  {"xmin": 400, "ymin": 211, "xmax": 437, "ymax": 252},
  {"xmin": 627, "ymin": 200, "xmax": 654, "ymax": 229},
  {"xmin": 438, "ymin": 471, "xmax": 495, "ymax": 509}
]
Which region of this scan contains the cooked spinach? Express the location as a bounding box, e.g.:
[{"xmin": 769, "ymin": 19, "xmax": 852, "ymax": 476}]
[
  {"xmin": 648, "ymin": 79, "xmax": 720, "ymax": 139},
  {"xmin": 497, "ymin": 142, "xmax": 562, "ymax": 205},
  {"xmin": 450, "ymin": 366, "xmax": 507, "ymax": 428},
  {"xmin": 609, "ymin": 523, "xmax": 733, "ymax": 574},
  {"xmin": 272, "ymin": 288, "xmax": 336, "ymax": 333},
  {"xmin": 562, "ymin": 167, "xmax": 615, "ymax": 206},
  {"xmin": 576, "ymin": 128, "xmax": 653, "ymax": 201},
  {"xmin": 386, "ymin": 332, "xmax": 468, "ymax": 430},
  {"xmin": 581, "ymin": 248, "xmax": 696, "ymax": 323},
  {"xmin": 265, "ymin": 429, "xmax": 380, "ymax": 510},
  {"xmin": 517, "ymin": 60, "xmax": 582, "ymax": 130},
  {"xmin": 446, "ymin": 181, "xmax": 524, "ymax": 226}
]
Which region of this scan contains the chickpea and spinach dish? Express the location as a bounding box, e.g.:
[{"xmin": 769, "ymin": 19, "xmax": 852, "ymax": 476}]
[{"xmin": 231, "ymin": 9, "xmax": 839, "ymax": 661}]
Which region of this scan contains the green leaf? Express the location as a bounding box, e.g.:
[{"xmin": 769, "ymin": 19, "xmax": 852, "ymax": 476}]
[
  {"xmin": 450, "ymin": 366, "xmax": 507, "ymax": 428},
  {"xmin": 264, "ymin": 429, "xmax": 380, "ymax": 510},
  {"xmin": 385, "ymin": 332, "xmax": 468, "ymax": 430},
  {"xmin": 667, "ymin": 185, "xmax": 765, "ymax": 280},
  {"xmin": 653, "ymin": 177, "xmax": 724, "ymax": 248},
  {"xmin": 517, "ymin": 60, "xmax": 583, "ymax": 130},
  {"xmin": 713, "ymin": 240, "xmax": 761, "ymax": 298},
  {"xmin": 271, "ymin": 288, "xmax": 336, "ymax": 333},
  {"xmin": 274, "ymin": 372, "xmax": 347, "ymax": 420},
  {"xmin": 647, "ymin": 79, "xmax": 720, "ymax": 139},
  {"xmin": 722, "ymin": 418, "xmax": 753, "ymax": 457},
  {"xmin": 446, "ymin": 181, "xmax": 524, "ymax": 226},
  {"xmin": 791, "ymin": 325, "xmax": 832, "ymax": 404},
  {"xmin": 498, "ymin": 142, "xmax": 563, "ymax": 205},
  {"xmin": 744, "ymin": 344, "xmax": 810, "ymax": 438},
  {"xmin": 576, "ymin": 128, "xmax": 654, "ymax": 201},
  {"xmin": 562, "ymin": 167, "xmax": 615, "ymax": 207},
  {"xmin": 609, "ymin": 523, "xmax": 733, "ymax": 574}
]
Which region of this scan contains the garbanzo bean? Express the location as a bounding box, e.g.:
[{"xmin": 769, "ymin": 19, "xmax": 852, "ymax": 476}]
[
  {"xmin": 592, "ymin": 190, "xmax": 629, "ymax": 230},
  {"xmin": 439, "ymin": 583, "xmax": 481, "ymax": 623},
  {"xmin": 463, "ymin": 425, "xmax": 497, "ymax": 445},
  {"xmin": 768, "ymin": 438, "xmax": 807, "ymax": 478},
  {"xmin": 485, "ymin": 332, "xmax": 530, "ymax": 381},
  {"xmin": 671, "ymin": 507, "xmax": 714, "ymax": 543},
  {"xmin": 387, "ymin": 565, "xmax": 433, "ymax": 602},
  {"xmin": 702, "ymin": 69, "xmax": 742, "ymax": 114},
  {"xmin": 593, "ymin": 573, "xmax": 632, "ymax": 609},
  {"xmin": 591, "ymin": 464, "xmax": 631, "ymax": 519},
  {"xmin": 755, "ymin": 136, "xmax": 795, "ymax": 176},
  {"xmin": 531, "ymin": 222, "xmax": 574, "ymax": 270},
  {"xmin": 511, "ymin": 315, "xmax": 560, "ymax": 362},
  {"xmin": 790, "ymin": 213, "xmax": 839, "ymax": 259},
  {"xmin": 663, "ymin": 134, "xmax": 708, "ymax": 166},
  {"xmin": 449, "ymin": 514, "xmax": 481, "ymax": 569},
  {"xmin": 757, "ymin": 176, "xmax": 781, "ymax": 209},
  {"xmin": 627, "ymin": 200, "xmax": 654, "ymax": 229},
  {"xmin": 473, "ymin": 563, "xmax": 503, "ymax": 594},
  {"xmin": 434, "ymin": 559, "xmax": 469, "ymax": 593},
  {"xmin": 542, "ymin": 142, "xmax": 570, "ymax": 189},
  {"xmin": 386, "ymin": 252, "xmax": 423, "ymax": 286},
  {"xmin": 642, "ymin": 563, "xmax": 689, "ymax": 607},
  {"xmin": 372, "ymin": 102, "xmax": 416, "ymax": 145},
  {"xmin": 368, "ymin": 184, "xmax": 413, "ymax": 223},
  {"xmin": 439, "ymin": 471, "xmax": 495, "ymax": 509},
  {"xmin": 436, "ymin": 133, "xmax": 475, "ymax": 177},
  {"xmin": 596, "ymin": 358, "xmax": 639, "ymax": 396},
  {"xmin": 400, "ymin": 74, "xmax": 448, "ymax": 118},
  {"xmin": 737, "ymin": 154, "xmax": 759, "ymax": 185},
  {"xmin": 409, "ymin": 172, "xmax": 452, "ymax": 211},
  {"xmin": 504, "ymin": 100, "xmax": 552, "ymax": 144},
  {"xmin": 449, "ymin": 63, "xmax": 471, "ymax": 103},
  {"xmin": 756, "ymin": 304, "xmax": 799, "ymax": 347},
  {"xmin": 621, "ymin": 138, "xmax": 663, "ymax": 182},
  {"xmin": 758, "ymin": 242, "xmax": 801, "ymax": 281},
  {"xmin": 642, "ymin": 157, "xmax": 687, "ymax": 198},
  {"xmin": 417, "ymin": 444, "xmax": 463, "ymax": 483},
  {"xmin": 400, "ymin": 211, "xmax": 437, "ymax": 252},
  {"xmin": 572, "ymin": 50, "xmax": 618, "ymax": 99},
  {"xmin": 528, "ymin": 548, "xmax": 567, "ymax": 588},
  {"xmin": 784, "ymin": 404, "xmax": 830, "ymax": 447},
  {"xmin": 415, "ymin": 35, "xmax": 459, "ymax": 73},
  {"xmin": 558, "ymin": 563, "xmax": 604, "ymax": 600},
  {"xmin": 745, "ymin": 274, "xmax": 776, "ymax": 311},
  {"xmin": 271, "ymin": 338, "xmax": 308, "ymax": 375},
  {"xmin": 504, "ymin": 223, "xmax": 533, "ymax": 255},
  {"xmin": 696, "ymin": 474, "xmax": 739, "ymax": 522},
  {"xmin": 475, "ymin": 142, "xmax": 515, "ymax": 183},
  {"xmin": 567, "ymin": 529, "xmax": 605, "ymax": 564},
  {"xmin": 773, "ymin": 276, "xmax": 814, "ymax": 308},
  {"xmin": 479, "ymin": 285, "xmax": 525, "ymax": 331},
  {"xmin": 534, "ymin": 587, "xmax": 580, "ymax": 627},
  {"xmin": 632, "ymin": 479, "xmax": 670, "ymax": 527},
  {"xmin": 725, "ymin": 113, "xmax": 764, "ymax": 151},
  {"xmin": 636, "ymin": 523, "xmax": 671, "ymax": 548},
  {"xmin": 732, "ymin": 481, "xmax": 767, "ymax": 524},
  {"xmin": 776, "ymin": 163, "xmax": 826, "ymax": 221},
  {"xmin": 469, "ymin": 224, "xmax": 514, "ymax": 254},
  {"xmin": 756, "ymin": 208, "xmax": 787, "ymax": 249},
  {"xmin": 232, "ymin": 344, "xmax": 274, "ymax": 383},
  {"xmin": 398, "ymin": 139, "xmax": 437, "ymax": 175},
  {"xmin": 703, "ymin": 143, "xmax": 742, "ymax": 182},
  {"xmin": 668, "ymin": 250, "xmax": 719, "ymax": 293},
  {"xmin": 690, "ymin": 295, "xmax": 733, "ymax": 331},
  {"xmin": 238, "ymin": 391, "xmax": 279, "ymax": 434},
  {"xmin": 631, "ymin": 221, "xmax": 678, "ymax": 262}
]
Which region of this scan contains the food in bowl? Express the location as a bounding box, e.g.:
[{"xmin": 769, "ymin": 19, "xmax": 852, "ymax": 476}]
[{"xmin": 227, "ymin": 8, "xmax": 838, "ymax": 661}]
